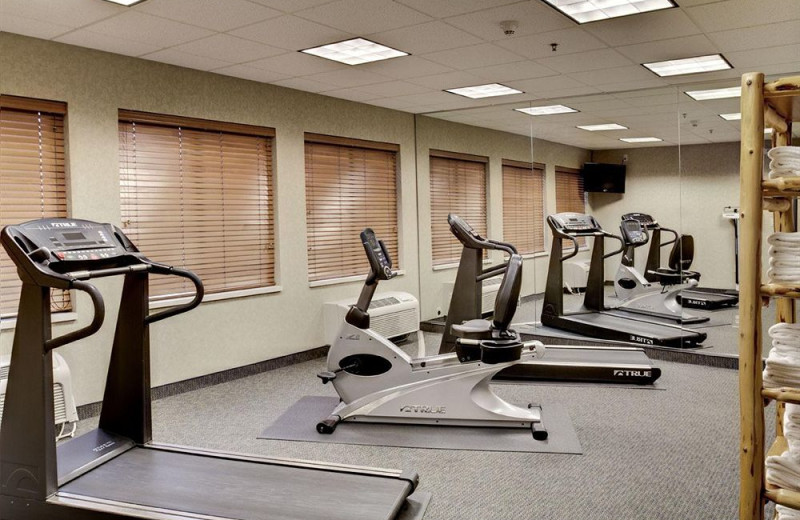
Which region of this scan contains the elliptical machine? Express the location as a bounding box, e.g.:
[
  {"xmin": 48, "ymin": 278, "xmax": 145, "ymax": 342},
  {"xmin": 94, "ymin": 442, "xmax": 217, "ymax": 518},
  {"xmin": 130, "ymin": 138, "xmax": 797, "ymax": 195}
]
[
  {"xmin": 613, "ymin": 216, "xmax": 708, "ymax": 325},
  {"xmin": 317, "ymin": 227, "xmax": 548, "ymax": 439}
]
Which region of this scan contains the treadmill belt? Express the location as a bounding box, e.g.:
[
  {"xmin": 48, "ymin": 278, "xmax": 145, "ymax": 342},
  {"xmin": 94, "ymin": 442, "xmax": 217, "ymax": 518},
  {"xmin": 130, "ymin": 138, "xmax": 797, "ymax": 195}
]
[
  {"xmin": 60, "ymin": 447, "xmax": 412, "ymax": 520},
  {"xmin": 580, "ymin": 312, "xmax": 701, "ymax": 339}
]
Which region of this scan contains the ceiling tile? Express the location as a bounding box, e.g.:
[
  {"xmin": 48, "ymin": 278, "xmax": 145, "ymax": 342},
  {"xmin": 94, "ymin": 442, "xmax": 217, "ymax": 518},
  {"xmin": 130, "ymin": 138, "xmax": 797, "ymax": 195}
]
[
  {"xmin": 0, "ymin": 14, "xmax": 73, "ymax": 40},
  {"xmin": 55, "ymin": 29, "xmax": 162, "ymax": 57},
  {"xmin": 367, "ymin": 97, "xmax": 419, "ymax": 110},
  {"xmin": 229, "ymin": 15, "xmax": 352, "ymax": 51},
  {"xmin": 708, "ymin": 21, "xmax": 800, "ymax": 52},
  {"xmin": 300, "ymin": 68, "xmax": 390, "ymax": 88},
  {"xmin": 594, "ymin": 78, "xmax": 669, "ymax": 94},
  {"xmin": 685, "ymin": 0, "xmax": 800, "ymax": 32},
  {"xmin": 569, "ymin": 65, "xmax": 655, "ymax": 85},
  {"xmin": 246, "ymin": 0, "xmax": 338, "ymax": 13},
  {"xmin": 725, "ymin": 44, "xmax": 800, "ymax": 69},
  {"xmin": 359, "ymin": 56, "xmax": 454, "ymax": 79},
  {"xmin": 422, "ymin": 43, "xmax": 522, "ymax": 69},
  {"xmin": 536, "ymin": 48, "xmax": 633, "ymax": 74},
  {"xmin": 141, "ymin": 48, "xmax": 232, "ymax": 71},
  {"xmin": 495, "ymin": 28, "xmax": 608, "ymax": 60},
  {"xmin": 135, "ymin": 0, "xmax": 281, "ymax": 32},
  {"xmin": 211, "ymin": 64, "xmax": 290, "ymax": 83},
  {"xmin": 319, "ymin": 88, "xmax": 384, "ymax": 102},
  {"xmin": 406, "ymin": 70, "xmax": 486, "ymax": 90},
  {"xmin": 246, "ymin": 52, "xmax": 346, "ymax": 75},
  {"xmin": 173, "ymin": 34, "xmax": 284, "ymax": 63},
  {"xmin": 81, "ymin": 11, "xmax": 214, "ymax": 47},
  {"xmin": 615, "ymin": 34, "xmax": 720, "ymax": 64},
  {"xmin": 676, "ymin": 0, "xmax": 730, "ymax": 5},
  {"xmin": 394, "ymin": 0, "xmax": 521, "ymax": 18},
  {"xmin": 507, "ymin": 75, "xmax": 586, "ymax": 93},
  {"xmin": 583, "ymin": 9, "xmax": 702, "ymax": 46},
  {"xmin": 294, "ymin": 0, "xmax": 432, "ymax": 34},
  {"xmin": 0, "ymin": 0, "xmax": 123, "ymax": 30},
  {"xmin": 444, "ymin": 2, "xmax": 573, "ymax": 40},
  {"xmin": 467, "ymin": 60, "xmax": 558, "ymax": 82},
  {"xmin": 367, "ymin": 21, "xmax": 481, "ymax": 55},
  {"xmin": 351, "ymin": 81, "xmax": 432, "ymax": 97},
  {"xmin": 271, "ymin": 76, "xmax": 332, "ymax": 92}
]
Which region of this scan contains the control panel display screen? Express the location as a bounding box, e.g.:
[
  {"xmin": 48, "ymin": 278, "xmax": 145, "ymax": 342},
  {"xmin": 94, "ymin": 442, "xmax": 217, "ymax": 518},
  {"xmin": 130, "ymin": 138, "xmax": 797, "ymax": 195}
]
[{"xmin": 62, "ymin": 232, "xmax": 87, "ymax": 241}]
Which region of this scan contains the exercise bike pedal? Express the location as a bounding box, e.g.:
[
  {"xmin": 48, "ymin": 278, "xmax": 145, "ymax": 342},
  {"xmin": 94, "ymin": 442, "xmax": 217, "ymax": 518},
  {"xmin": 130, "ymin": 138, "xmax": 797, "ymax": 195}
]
[
  {"xmin": 317, "ymin": 415, "xmax": 341, "ymax": 434},
  {"xmin": 317, "ymin": 371, "xmax": 337, "ymax": 384}
]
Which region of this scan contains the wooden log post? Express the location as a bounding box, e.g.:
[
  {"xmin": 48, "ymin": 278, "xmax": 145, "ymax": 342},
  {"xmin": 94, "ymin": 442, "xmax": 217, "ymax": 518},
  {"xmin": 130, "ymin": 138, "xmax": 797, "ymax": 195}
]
[{"xmin": 739, "ymin": 72, "xmax": 766, "ymax": 520}]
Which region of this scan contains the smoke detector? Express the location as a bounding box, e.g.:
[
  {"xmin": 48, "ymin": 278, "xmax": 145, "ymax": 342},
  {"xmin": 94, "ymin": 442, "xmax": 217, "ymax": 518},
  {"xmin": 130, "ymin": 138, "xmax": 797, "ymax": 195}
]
[{"xmin": 500, "ymin": 20, "xmax": 518, "ymax": 36}]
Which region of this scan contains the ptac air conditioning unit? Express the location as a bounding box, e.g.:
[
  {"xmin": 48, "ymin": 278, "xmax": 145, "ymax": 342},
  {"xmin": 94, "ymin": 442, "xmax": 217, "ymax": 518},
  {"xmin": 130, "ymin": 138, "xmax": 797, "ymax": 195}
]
[
  {"xmin": 0, "ymin": 351, "xmax": 78, "ymax": 440},
  {"xmin": 442, "ymin": 277, "xmax": 502, "ymax": 316},
  {"xmin": 323, "ymin": 291, "xmax": 420, "ymax": 346}
]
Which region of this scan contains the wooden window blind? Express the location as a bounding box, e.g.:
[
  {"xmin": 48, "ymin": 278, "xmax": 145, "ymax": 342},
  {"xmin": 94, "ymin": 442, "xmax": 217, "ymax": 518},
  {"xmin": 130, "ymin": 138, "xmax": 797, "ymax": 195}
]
[
  {"xmin": 555, "ymin": 166, "xmax": 586, "ymax": 247},
  {"xmin": 304, "ymin": 134, "xmax": 399, "ymax": 283},
  {"xmin": 118, "ymin": 110, "xmax": 275, "ymax": 300},
  {"xmin": 430, "ymin": 152, "xmax": 487, "ymax": 266},
  {"xmin": 0, "ymin": 96, "xmax": 69, "ymax": 317},
  {"xmin": 502, "ymin": 160, "xmax": 545, "ymax": 255}
]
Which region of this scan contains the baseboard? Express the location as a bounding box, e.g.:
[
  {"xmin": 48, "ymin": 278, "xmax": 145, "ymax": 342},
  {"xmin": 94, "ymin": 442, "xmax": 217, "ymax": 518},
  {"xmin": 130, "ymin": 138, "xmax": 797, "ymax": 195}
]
[{"xmin": 77, "ymin": 346, "xmax": 328, "ymax": 420}]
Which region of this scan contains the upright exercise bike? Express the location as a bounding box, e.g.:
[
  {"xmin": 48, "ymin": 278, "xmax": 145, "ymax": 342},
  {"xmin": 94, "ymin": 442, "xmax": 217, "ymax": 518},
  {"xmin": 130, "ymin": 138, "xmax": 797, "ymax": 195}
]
[
  {"xmin": 613, "ymin": 216, "xmax": 708, "ymax": 325},
  {"xmin": 317, "ymin": 227, "xmax": 548, "ymax": 439}
]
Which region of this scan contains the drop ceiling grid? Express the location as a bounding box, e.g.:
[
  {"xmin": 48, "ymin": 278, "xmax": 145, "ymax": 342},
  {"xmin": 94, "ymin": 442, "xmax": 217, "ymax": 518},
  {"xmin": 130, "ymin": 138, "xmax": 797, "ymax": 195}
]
[{"xmin": 0, "ymin": 0, "xmax": 798, "ymax": 149}]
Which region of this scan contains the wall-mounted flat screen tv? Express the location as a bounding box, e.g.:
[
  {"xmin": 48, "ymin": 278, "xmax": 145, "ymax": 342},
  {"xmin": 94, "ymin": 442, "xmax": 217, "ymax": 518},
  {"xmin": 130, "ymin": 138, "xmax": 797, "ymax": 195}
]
[{"xmin": 583, "ymin": 162, "xmax": 626, "ymax": 193}]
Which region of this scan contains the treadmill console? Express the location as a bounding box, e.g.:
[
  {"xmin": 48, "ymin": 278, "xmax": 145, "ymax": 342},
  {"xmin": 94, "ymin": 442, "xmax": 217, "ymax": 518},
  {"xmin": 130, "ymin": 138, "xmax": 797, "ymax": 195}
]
[
  {"xmin": 620, "ymin": 219, "xmax": 648, "ymax": 245},
  {"xmin": 3, "ymin": 218, "xmax": 136, "ymax": 273},
  {"xmin": 547, "ymin": 213, "xmax": 603, "ymax": 235},
  {"xmin": 361, "ymin": 228, "xmax": 394, "ymax": 280},
  {"xmin": 621, "ymin": 212, "xmax": 657, "ymax": 229},
  {"xmin": 448, "ymin": 214, "xmax": 484, "ymax": 247}
]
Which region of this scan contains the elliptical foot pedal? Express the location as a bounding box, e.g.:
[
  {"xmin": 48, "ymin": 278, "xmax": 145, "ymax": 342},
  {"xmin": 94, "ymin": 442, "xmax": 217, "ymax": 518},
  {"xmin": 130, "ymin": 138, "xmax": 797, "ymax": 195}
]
[
  {"xmin": 317, "ymin": 371, "xmax": 337, "ymax": 384},
  {"xmin": 480, "ymin": 340, "xmax": 523, "ymax": 364},
  {"xmin": 317, "ymin": 415, "xmax": 341, "ymax": 434}
]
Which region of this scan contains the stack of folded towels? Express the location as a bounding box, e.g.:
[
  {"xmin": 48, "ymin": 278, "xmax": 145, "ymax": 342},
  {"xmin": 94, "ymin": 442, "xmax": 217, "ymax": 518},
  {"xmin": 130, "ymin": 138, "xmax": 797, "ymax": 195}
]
[
  {"xmin": 766, "ymin": 405, "xmax": 800, "ymax": 518},
  {"xmin": 764, "ymin": 323, "xmax": 800, "ymax": 389},
  {"xmin": 768, "ymin": 146, "xmax": 800, "ymax": 179}
]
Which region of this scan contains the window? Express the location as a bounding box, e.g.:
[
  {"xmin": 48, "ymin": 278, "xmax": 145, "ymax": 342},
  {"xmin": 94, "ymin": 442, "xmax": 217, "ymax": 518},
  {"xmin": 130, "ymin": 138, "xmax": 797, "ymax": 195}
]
[
  {"xmin": 502, "ymin": 160, "xmax": 545, "ymax": 255},
  {"xmin": 555, "ymin": 166, "xmax": 586, "ymax": 247},
  {"xmin": 0, "ymin": 96, "xmax": 69, "ymax": 317},
  {"xmin": 304, "ymin": 134, "xmax": 399, "ymax": 283},
  {"xmin": 429, "ymin": 151, "xmax": 487, "ymax": 266},
  {"xmin": 118, "ymin": 110, "xmax": 275, "ymax": 300}
]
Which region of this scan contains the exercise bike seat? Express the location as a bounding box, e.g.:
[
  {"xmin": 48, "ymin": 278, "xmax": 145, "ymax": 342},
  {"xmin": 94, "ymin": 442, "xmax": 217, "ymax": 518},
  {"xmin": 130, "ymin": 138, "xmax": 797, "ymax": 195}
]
[
  {"xmin": 452, "ymin": 254, "xmax": 524, "ymax": 364},
  {"xmin": 648, "ymin": 235, "xmax": 700, "ymax": 286}
]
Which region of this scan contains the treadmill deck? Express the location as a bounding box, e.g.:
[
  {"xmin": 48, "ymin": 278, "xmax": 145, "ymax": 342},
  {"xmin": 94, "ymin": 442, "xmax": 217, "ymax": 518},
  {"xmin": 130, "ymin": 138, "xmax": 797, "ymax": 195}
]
[{"xmin": 58, "ymin": 446, "xmax": 413, "ymax": 520}]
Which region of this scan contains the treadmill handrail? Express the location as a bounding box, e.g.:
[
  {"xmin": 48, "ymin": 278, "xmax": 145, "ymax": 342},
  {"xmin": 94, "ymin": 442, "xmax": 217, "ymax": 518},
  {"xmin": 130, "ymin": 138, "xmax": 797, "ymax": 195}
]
[
  {"xmin": 560, "ymin": 235, "xmax": 580, "ymax": 261},
  {"xmin": 146, "ymin": 263, "xmax": 205, "ymax": 324},
  {"xmin": 602, "ymin": 232, "xmax": 626, "ymax": 259},
  {"xmin": 659, "ymin": 226, "xmax": 680, "ymax": 248},
  {"xmin": 45, "ymin": 280, "xmax": 105, "ymax": 351}
]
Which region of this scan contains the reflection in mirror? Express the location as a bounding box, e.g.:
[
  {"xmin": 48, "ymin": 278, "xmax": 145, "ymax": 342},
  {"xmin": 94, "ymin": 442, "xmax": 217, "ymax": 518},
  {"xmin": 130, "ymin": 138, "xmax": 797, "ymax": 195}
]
[{"xmin": 420, "ymin": 73, "xmax": 797, "ymax": 362}]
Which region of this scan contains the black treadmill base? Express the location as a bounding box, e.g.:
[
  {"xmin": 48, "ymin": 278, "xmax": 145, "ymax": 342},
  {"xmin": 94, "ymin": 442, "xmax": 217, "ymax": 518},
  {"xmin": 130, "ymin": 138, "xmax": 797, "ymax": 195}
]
[{"xmin": 496, "ymin": 363, "xmax": 661, "ymax": 385}]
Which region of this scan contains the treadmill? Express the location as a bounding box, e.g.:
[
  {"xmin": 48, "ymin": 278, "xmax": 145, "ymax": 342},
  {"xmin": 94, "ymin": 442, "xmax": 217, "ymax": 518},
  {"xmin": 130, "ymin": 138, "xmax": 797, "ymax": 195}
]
[
  {"xmin": 0, "ymin": 218, "xmax": 421, "ymax": 520},
  {"xmin": 625, "ymin": 212, "xmax": 738, "ymax": 310},
  {"xmin": 439, "ymin": 214, "xmax": 661, "ymax": 385},
  {"xmin": 542, "ymin": 213, "xmax": 706, "ymax": 349}
]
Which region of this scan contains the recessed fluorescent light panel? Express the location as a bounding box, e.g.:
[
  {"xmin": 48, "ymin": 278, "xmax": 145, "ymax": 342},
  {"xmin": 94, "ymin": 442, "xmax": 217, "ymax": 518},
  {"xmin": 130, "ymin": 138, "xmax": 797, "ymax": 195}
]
[
  {"xmin": 685, "ymin": 86, "xmax": 741, "ymax": 101},
  {"xmin": 620, "ymin": 137, "xmax": 663, "ymax": 143},
  {"xmin": 542, "ymin": 0, "xmax": 676, "ymax": 24},
  {"xmin": 103, "ymin": 0, "xmax": 147, "ymax": 4},
  {"xmin": 301, "ymin": 38, "xmax": 408, "ymax": 65},
  {"xmin": 446, "ymin": 83, "xmax": 523, "ymax": 99},
  {"xmin": 719, "ymin": 113, "xmax": 742, "ymax": 121},
  {"xmin": 643, "ymin": 54, "xmax": 732, "ymax": 77},
  {"xmin": 577, "ymin": 123, "xmax": 628, "ymax": 131},
  {"xmin": 515, "ymin": 105, "xmax": 579, "ymax": 116}
]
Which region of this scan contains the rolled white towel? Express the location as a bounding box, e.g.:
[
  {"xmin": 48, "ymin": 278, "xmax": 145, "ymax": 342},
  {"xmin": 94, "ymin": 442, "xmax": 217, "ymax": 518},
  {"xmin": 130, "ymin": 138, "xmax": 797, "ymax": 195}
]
[
  {"xmin": 777, "ymin": 505, "xmax": 800, "ymax": 520},
  {"xmin": 766, "ymin": 450, "xmax": 800, "ymax": 491},
  {"xmin": 787, "ymin": 404, "xmax": 800, "ymax": 453},
  {"xmin": 769, "ymin": 146, "xmax": 800, "ymax": 161}
]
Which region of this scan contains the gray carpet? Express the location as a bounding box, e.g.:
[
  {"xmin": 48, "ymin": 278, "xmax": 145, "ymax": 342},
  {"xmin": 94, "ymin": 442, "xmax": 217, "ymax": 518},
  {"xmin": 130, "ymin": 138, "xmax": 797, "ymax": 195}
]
[
  {"xmin": 259, "ymin": 396, "xmax": 582, "ymax": 454},
  {"xmin": 72, "ymin": 338, "xmax": 775, "ymax": 520}
]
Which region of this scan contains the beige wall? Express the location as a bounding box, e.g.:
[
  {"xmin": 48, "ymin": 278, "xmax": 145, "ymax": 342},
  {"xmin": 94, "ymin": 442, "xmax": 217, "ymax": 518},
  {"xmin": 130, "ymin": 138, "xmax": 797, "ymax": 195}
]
[
  {"xmin": 413, "ymin": 116, "xmax": 590, "ymax": 320},
  {"xmin": 591, "ymin": 143, "xmax": 759, "ymax": 288},
  {"xmin": 0, "ymin": 33, "xmax": 590, "ymax": 405}
]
